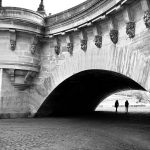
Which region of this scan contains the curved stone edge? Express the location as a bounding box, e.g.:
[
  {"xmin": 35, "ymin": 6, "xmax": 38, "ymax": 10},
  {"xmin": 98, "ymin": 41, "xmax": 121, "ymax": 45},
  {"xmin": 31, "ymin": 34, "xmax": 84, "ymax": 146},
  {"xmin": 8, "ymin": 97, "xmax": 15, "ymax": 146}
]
[{"xmin": 45, "ymin": 0, "xmax": 124, "ymax": 35}]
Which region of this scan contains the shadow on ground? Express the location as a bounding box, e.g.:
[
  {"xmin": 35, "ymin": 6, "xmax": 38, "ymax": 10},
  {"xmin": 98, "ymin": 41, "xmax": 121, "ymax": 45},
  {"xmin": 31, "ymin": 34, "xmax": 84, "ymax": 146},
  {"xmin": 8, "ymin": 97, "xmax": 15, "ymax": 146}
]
[{"xmin": 40, "ymin": 111, "xmax": 150, "ymax": 124}]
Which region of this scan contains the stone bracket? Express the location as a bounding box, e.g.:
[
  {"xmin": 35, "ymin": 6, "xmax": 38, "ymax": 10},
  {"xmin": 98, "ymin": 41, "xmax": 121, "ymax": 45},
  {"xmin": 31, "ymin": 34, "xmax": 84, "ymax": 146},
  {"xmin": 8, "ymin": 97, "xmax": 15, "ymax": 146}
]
[
  {"xmin": 108, "ymin": 17, "xmax": 118, "ymax": 44},
  {"xmin": 66, "ymin": 35, "xmax": 73, "ymax": 55},
  {"xmin": 54, "ymin": 37, "xmax": 60, "ymax": 55},
  {"xmin": 143, "ymin": 10, "xmax": 150, "ymax": 29},
  {"xmin": 110, "ymin": 30, "xmax": 118, "ymax": 44},
  {"xmin": 93, "ymin": 24, "xmax": 102, "ymax": 48},
  {"xmin": 30, "ymin": 35, "xmax": 39, "ymax": 54},
  {"xmin": 123, "ymin": 8, "xmax": 136, "ymax": 38},
  {"xmin": 6, "ymin": 69, "xmax": 37, "ymax": 90},
  {"xmin": 79, "ymin": 30, "xmax": 87, "ymax": 52},
  {"xmin": 126, "ymin": 21, "xmax": 135, "ymax": 38},
  {"xmin": 94, "ymin": 35, "xmax": 102, "ymax": 48},
  {"xmin": 67, "ymin": 42, "xmax": 73, "ymax": 55},
  {"xmin": 9, "ymin": 29, "xmax": 16, "ymax": 51},
  {"xmin": 141, "ymin": 0, "xmax": 150, "ymax": 29}
]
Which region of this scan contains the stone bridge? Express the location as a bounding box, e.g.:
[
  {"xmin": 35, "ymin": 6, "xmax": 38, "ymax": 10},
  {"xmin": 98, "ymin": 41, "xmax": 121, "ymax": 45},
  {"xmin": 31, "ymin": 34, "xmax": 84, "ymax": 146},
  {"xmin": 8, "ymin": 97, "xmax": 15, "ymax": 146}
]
[{"xmin": 0, "ymin": 0, "xmax": 150, "ymax": 118}]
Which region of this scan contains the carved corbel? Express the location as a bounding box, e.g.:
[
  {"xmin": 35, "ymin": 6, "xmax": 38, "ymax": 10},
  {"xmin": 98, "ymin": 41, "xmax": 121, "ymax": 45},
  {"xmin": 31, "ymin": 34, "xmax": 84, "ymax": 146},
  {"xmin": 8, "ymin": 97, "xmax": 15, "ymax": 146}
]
[
  {"xmin": 126, "ymin": 22, "xmax": 135, "ymax": 38},
  {"xmin": 143, "ymin": 10, "xmax": 150, "ymax": 29},
  {"xmin": 30, "ymin": 35, "xmax": 39, "ymax": 54},
  {"xmin": 54, "ymin": 37, "xmax": 60, "ymax": 55},
  {"xmin": 123, "ymin": 8, "xmax": 136, "ymax": 38},
  {"xmin": 94, "ymin": 35, "xmax": 102, "ymax": 48},
  {"xmin": 79, "ymin": 30, "xmax": 87, "ymax": 52},
  {"xmin": 81, "ymin": 39, "xmax": 87, "ymax": 52},
  {"xmin": 9, "ymin": 30, "xmax": 16, "ymax": 51},
  {"xmin": 141, "ymin": 0, "xmax": 150, "ymax": 29},
  {"xmin": 66, "ymin": 34, "xmax": 73, "ymax": 55},
  {"xmin": 141, "ymin": 0, "xmax": 150, "ymax": 28},
  {"xmin": 93, "ymin": 24, "xmax": 102, "ymax": 48},
  {"xmin": 67, "ymin": 43, "xmax": 73, "ymax": 55},
  {"xmin": 110, "ymin": 30, "xmax": 118, "ymax": 44},
  {"xmin": 108, "ymin": 17, "xmax": 118, "ymax": 44},
  {"xmin": 54, "ymin": 45, "xmax": 60, "ymax": 55}
]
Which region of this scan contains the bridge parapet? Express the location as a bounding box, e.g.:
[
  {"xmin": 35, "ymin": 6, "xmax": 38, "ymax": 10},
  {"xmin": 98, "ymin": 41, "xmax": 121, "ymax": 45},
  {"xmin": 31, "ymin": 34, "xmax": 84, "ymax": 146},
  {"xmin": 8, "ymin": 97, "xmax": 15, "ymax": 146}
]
[
  {"xmin": 0, "ymin": 7, "xmax": 44, "ymax": 33},
  {"xmin": 45, "ymin": 0, "xmax": 126, "ymax": 35}
]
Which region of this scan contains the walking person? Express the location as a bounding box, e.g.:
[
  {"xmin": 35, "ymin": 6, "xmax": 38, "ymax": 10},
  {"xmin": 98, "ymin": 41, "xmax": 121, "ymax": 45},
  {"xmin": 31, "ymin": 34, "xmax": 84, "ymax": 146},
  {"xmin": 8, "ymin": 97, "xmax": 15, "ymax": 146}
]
[
  {"xmin": 125, "ymin": 100, "xmax": 129, "ymax": 113},
  {"xmin": 115, "ymin": 100, "xmax": 119, "ymax": 113}
]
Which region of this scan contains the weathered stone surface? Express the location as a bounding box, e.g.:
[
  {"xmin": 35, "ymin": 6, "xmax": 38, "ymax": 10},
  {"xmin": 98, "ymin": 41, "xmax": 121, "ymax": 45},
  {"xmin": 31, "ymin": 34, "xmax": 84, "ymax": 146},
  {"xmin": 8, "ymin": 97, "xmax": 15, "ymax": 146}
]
[
  {"xmin": 126, "ymin": 22, "xmax": 136, "ymax": 38},
  {"xmin": 0, "ymin": 0, "xmax": 150, "ymax": 117}
]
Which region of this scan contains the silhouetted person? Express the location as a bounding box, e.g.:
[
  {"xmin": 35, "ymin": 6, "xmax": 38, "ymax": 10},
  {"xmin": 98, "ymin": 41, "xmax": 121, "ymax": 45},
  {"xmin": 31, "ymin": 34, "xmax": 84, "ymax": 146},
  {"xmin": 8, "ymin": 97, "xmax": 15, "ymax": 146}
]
[
  {"xmin": 125, "ymin": 100, "xmax": 129, "ymax": 113},
  {"xmin": 115, "ymin": 100, "xmax": 119, "ymax": 113}
]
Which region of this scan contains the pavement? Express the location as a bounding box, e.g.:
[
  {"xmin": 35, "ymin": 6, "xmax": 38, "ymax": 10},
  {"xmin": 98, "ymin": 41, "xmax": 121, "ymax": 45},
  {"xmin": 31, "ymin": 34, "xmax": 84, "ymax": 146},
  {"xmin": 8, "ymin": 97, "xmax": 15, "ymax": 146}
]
[{"xmin": 0, "ymin": 112, "xmax": 150, "ymax": 150}]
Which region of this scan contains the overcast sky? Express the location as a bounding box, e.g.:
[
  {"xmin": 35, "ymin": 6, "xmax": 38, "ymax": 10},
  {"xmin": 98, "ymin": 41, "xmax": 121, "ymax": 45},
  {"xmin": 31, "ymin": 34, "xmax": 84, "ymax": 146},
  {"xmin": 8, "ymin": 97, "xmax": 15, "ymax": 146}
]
[{"xmin": 3, "ymin": 0, "xmax": 86, "ymax": 15}]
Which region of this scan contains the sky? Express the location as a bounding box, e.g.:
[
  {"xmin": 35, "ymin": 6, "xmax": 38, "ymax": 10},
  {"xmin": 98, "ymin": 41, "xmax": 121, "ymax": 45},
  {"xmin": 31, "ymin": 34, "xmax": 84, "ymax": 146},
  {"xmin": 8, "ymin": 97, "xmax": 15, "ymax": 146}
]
[{"xmin": 3, "ymin": 0, "xmax": 86, "ymax": 15}]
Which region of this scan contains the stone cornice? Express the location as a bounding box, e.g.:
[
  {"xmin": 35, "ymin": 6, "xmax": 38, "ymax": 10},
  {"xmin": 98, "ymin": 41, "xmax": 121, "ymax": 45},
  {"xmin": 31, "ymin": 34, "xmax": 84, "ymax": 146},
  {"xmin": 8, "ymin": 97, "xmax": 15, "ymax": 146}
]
[
  {"xmin": 0, "ymin": 62, "xmax": 40, "ymax": 72},
  {"xmin": 0, "ymin": 7, "xmax": 45, "ymax": 34},
  {"xmin": 0, "ymin": 0, "xmax": 131, "ymax": 36},
  {"xmin": 0, "ymin": 18, "xmax": 44, "ymax": 34},
  {"xmin": 45, "ymin": 0, "xmax": 126, "ymax": 35},
  {"xmin": 46, "ymin": 0, "xmax": 99, "ymax": 25},
  {"xmin": 0, "ymin": 7, "xmax": 44, "ymax": 25}
]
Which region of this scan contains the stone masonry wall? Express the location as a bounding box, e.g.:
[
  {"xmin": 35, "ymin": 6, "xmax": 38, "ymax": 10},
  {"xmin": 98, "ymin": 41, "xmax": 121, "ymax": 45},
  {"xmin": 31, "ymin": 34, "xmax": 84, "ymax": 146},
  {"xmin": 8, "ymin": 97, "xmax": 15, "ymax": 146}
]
[
  {"xmin": 1, "ymin": 0, "xmax": 150, "ymax": 117},
  {"xmin": 27, "ymin": 0, "xmax": 150, "ymax": 116}
]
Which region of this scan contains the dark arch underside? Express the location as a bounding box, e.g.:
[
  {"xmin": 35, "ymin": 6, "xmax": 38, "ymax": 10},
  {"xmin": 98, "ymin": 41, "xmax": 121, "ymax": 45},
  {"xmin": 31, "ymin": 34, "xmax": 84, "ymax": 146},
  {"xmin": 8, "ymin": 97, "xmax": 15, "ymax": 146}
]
[{"xmin": 36, "ymin": 69, "xmax": 145, "ymax": 117}]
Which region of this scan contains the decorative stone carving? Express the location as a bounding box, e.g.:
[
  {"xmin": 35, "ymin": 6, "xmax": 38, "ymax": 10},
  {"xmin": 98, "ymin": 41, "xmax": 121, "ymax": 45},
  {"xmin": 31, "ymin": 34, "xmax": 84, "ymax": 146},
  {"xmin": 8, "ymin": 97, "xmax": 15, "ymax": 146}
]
[
  {"xmin": 30, "ymin": 44, "xmax": 37, "ymax": 54},
  {"xmin": 10, "ymin": 30, "xmax": 16, "ymax": 51},
  {"xmin": 30, "ymin": 36, "xmax": 39, "ymax": 54},
  {"xmin": 109, "ymin": 30, "xmax": 118, "ymax": 44},
  {"xmin": 67, "ymin": 42, "xmax": 73, "ymax": 55},
  {"xmin": 81, "ymin": 39, "xmax": 87, "ymax": 52},
  {"xmin": 55, "ymin": 45, "xmax": 60, "ymax": 55},
  {"xmin": 94, "ymin": 35, "xmax": 102, "ymax": 48},
  {"xmin": 10, "ymin": 40, "xmax": 16, "ymax": 51},
  {"xmin": 143, "ymin": 10, "xmax": 150, "ymax": 29},
  {"xmin": 126, "ymin": 22, "xmax": 135, "ymax": 38}
]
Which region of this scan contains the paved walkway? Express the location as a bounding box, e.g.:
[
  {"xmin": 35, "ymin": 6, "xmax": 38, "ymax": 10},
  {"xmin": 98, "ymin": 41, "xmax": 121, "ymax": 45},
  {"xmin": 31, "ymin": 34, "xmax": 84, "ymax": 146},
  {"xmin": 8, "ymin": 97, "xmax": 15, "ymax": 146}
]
[{"xmin": 0, "ymin": 113, "xmax": 150, "ymax": 150}]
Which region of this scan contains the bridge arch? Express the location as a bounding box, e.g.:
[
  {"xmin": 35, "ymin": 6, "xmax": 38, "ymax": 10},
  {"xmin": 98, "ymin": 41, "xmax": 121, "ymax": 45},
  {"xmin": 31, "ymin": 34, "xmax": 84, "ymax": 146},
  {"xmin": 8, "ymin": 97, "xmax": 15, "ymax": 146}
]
[{"xmin": 36, "ymin": 69, "xmax": 145, "ymax": 117}]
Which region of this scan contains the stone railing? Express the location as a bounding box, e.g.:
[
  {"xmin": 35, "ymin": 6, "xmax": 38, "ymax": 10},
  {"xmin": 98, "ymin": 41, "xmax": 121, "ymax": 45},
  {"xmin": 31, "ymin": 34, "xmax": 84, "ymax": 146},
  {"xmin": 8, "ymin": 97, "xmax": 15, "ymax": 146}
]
[
  {"xmin": 46, "ymin": 0, "xmax": 99, "ymax": 25},
  {"xmin": 0, "ymin": 7, "xmax": 45, "ymax": 26},
  {"xmin": 45, "ymin": 0, "xmax": 124, "ymax": 34}
]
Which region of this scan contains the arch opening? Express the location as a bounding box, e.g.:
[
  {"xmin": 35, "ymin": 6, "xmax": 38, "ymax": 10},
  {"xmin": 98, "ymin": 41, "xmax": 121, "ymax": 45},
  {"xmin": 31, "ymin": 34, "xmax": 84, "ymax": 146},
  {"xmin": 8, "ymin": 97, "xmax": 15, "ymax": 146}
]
[
  {"xmin": 96, "ymin": 90, "xmax": 150, "ymax": 113},
  {"xmin": 35, "ymin": 69, "xmax": 145, "ymax": 117}
]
